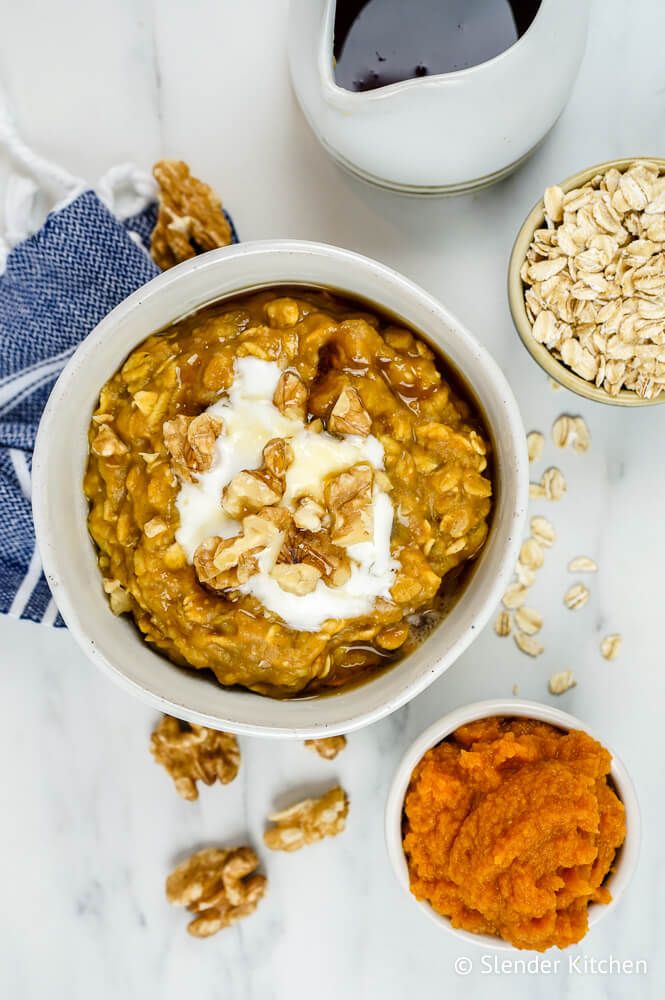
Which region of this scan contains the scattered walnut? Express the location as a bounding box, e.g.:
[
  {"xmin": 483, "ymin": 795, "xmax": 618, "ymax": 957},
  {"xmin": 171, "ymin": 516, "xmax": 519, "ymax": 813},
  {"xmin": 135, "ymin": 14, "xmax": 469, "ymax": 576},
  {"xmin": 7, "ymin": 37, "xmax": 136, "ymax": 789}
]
[
  {"xmin": 325, "ymin": 464, "xmax": 374, "ymax": 546},
  {"xmin": 328, "ymin": 387, "xmax": 372, "ymax": 437},
  {"xmin": 305, "ymin": 735, "xmax": 347, "ymax": 760},
  {"xmin": 151, "ymin": 160, "xmax": 232, "ymax": 270},
  {"xmin": 263, "ymin": 786, "xmax": 349, "ymax": 852},
  {"xmin": 150, "ymin": 715, "xmax": 240, "ymax": 800},
  {"xmin": 273, "ymin": 370, "xmax": 308, "ymax": 421},
  {"xmin": 163, "ymin": 413, "xmax": 222, "ymax": 481},
  {"xmin": 271, "ymin": 562, "xmax": 322, "ymax": 595},
  {"xmin": 262, "ymin": 438, "xmax": 294, "ymax": 479},
  {"xmin": 166, "ymin": 846, "xmax": 266, "ymax": 937},
  {"xmin": 102, "ymin": 578, "xmax": 132, "ymax": 615}
]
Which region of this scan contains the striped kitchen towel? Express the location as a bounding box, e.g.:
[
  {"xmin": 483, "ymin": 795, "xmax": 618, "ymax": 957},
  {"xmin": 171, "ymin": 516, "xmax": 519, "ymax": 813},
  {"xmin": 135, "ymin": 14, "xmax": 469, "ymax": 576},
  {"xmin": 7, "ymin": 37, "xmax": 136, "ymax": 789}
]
[{"xmin": 0, "ymin": 116, "xmax": 237, "ymax": 626}]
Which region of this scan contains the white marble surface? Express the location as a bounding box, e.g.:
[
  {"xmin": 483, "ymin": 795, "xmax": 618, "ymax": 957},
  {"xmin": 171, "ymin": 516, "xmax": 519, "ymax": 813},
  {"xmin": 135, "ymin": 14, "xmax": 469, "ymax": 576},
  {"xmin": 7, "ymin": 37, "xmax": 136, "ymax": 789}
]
[{"xmin": 1, "ymin": 1, "xmax": 664, "ymax": 997}]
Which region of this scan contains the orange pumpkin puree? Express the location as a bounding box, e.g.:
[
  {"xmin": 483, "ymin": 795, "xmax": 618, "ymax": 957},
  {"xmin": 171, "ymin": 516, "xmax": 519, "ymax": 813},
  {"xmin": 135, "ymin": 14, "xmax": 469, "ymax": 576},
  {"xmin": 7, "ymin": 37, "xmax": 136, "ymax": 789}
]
[{"xmin": 403, "ymin": 717, "xmax": 626, "ymax": 951}]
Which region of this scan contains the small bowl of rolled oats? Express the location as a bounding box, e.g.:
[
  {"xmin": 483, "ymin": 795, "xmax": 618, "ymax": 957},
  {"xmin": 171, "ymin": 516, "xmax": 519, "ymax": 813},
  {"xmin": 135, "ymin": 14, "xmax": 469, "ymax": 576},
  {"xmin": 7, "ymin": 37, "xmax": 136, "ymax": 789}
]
[{"xmin": 509, "ymin": 158, "xmax": 665, "ymax": 405}]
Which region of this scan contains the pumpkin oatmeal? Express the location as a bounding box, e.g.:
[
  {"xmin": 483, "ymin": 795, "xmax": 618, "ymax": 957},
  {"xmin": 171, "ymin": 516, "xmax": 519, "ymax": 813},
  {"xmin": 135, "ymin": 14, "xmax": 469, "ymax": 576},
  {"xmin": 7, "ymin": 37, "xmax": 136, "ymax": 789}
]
[
  {"xmin": 84, "ymin": 288, "xmax": 492, "ymax": 696},
  {"xmin": 403, "ymin": 717, "xmax": 626, "ymax": 951}
]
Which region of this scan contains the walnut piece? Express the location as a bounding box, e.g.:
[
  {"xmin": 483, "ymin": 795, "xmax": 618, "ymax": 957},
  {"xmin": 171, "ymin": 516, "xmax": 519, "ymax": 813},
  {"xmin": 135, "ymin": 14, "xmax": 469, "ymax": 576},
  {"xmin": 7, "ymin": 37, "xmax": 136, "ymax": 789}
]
[
  {"xmin": 166, "ymin": 846, "xmax": 266, "ymax": 937},
  {"xmin": 273, "ymin": 370, "xmax": 308, "ymax": 421},
  {"xmin": 290, "ymin": 530, "xmax": 351, "ymax": 587},
  {"xmin": 305, "ymin": 736, "xmax": 347, "ymax": 760},
  {"xmin": 151, "ymin": 160, "xmax": 232, "ymax": 271},
  {"xmin": 263, "ymin": 786, "xmax": 349, "ymax": 852},
  {"xmin": 328, "ymin": 387, "xmax": 371, "ymax": 437},
  {"xmin": 325, "ymin": 464, "xmax": 374, "ymax": 546},
  {"xmin": 163, "ymin": 413, "xmax": 222, "ymax": 481},
  {"xmin": 150, "ymin": 715, "xmax": 240, "ymax": 800},
  {"xmin": 293, "ymin": 496, "xmax": 326, "ymax": 532},
  {"xmin": 91, "ymin": 424, "xmax": 128, "ymax": 458},
  {"xmin": 271, "ymin": 562, "xmax": 322, "ymax": 595},
  {"xmin": 221, "ymin": 437, "xmax": 293, "ymax": 518},
  {"xmin": 193, "ymin": 512, "xmax": 285, "ymax": 593}
]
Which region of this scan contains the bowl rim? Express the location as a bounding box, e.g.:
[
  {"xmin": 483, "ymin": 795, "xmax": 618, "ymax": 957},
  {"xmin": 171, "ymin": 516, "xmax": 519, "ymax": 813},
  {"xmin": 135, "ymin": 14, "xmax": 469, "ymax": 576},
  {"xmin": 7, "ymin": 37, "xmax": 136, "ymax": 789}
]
[
  {"xmin": 384, "ymin": 697, "xmax": 641, "ymax": 951},
  {"xmin": 33, "ymin": 239, "xmax": 528, "ymax": 737},
  {"xmin": 508, "ymin": 156, "xmax": 665, "ymax": 407}
]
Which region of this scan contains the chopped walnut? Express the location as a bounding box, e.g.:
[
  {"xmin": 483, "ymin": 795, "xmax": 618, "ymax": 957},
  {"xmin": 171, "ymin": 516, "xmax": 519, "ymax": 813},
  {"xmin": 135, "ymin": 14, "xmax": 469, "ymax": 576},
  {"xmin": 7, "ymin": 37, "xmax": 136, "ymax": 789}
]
[
  {"xmin": 271, "ymin": 562, "xmax": 322, "ymax": 595},
  {"xmin": 151, "ymin": 160, "xmax": 232, "ymax": 271},
  {"xmin": 221, "ymin": 438, "xmax": 293, "ymax": 518},
  {"xmin": 328, "ymin": 387, "xmax": 372, "ymax": 437},
  {"xmin": 150, "ymin": 715, "xmax": 240, "ymax": 800},
  {"xmin": 194, "ymin": 512, "xmax": 284, "ymax": 593},
  {"xmin": 293, "ymin": 496, "xmax": 326, "ymax": 532},
  {"xmin": 102, "ymin": 577, "xmax": 132, "ymax": 614},
  {"xmin": 263, "ymin": 786, "xmax": 349, "ymax": 852},
  {"xmin": 325, "ymin": 464, "xmax": 374, "ymax": 546},
  {"xmin": 290, "ymin": 530, "xmax": 351, "ymax": 587},
  {"xmin": 222, "ymin": 470, "xmax": 282, "ymax": 519},
  {"xmin": 166, "ymin": 846, "xmax": 266, "ymax": 937},
  {"xmin": 305, "ymin": 735, "xmax": 347, "ymax": 760},
  {"xmin": 163, "ymin": 413, "xmax": 222, "ymax": 481},
  {"xmin": 273, "ymin": 370, "xmax": 308, "ymax": 421}
]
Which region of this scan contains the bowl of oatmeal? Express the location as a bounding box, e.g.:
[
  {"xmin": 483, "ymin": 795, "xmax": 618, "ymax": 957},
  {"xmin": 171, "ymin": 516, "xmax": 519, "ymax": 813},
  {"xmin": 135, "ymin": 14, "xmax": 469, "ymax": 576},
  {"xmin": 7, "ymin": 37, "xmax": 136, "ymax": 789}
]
[
  {"xmin": 385, "ymin": 700, "xmax": 640, "ymax": 951},
  {"xmin": 33, "ymin": 241, "xmax": 527, "ymax": 736}
]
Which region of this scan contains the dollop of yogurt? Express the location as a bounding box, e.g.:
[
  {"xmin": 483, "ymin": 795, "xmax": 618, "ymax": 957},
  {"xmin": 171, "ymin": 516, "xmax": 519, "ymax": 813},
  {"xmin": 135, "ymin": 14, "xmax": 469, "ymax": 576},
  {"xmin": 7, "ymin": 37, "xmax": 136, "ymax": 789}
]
[{"xmin": 175, "ymin": 358, "xmax": 398, "ymax": 631}]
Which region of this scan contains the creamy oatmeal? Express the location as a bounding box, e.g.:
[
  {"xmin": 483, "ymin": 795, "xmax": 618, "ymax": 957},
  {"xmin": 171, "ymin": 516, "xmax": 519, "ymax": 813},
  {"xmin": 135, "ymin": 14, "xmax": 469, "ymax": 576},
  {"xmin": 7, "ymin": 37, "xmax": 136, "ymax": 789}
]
[{"xmin": 84, "ymin": 288, "xmax": 493, "ymax": 696}]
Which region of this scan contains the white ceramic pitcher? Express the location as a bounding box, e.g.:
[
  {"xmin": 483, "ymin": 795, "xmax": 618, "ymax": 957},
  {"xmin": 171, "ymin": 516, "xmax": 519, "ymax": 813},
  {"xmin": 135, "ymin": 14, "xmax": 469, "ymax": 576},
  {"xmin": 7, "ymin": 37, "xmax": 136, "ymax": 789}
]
[{"xmin": 289, "ymin": 0, "xmax": 590, "ymax": 195}]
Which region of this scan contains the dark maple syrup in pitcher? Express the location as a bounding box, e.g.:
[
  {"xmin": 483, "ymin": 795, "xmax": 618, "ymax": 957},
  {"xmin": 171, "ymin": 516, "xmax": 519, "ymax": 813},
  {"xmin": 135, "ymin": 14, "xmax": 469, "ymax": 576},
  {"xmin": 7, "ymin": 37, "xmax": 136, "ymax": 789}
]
[{"xmin": 333, "ymin": 0, "xmax": 542, "ymax": 92}]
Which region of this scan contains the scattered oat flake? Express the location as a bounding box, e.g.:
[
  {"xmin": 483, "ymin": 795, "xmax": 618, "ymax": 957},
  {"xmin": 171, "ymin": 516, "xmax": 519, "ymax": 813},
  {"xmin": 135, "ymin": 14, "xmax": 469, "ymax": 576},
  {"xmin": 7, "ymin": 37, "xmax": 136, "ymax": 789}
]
[
  {"xmin": 512, "ymin": 683, "xmax": 520, "ymax": 696},
  {"xmin": 552, "ymin": 415, "xmax": 575, "ymax": 448},
  {"xmin": 530, "ymin": 516, "xmax": 556, "ymax": 548},
  {"xmin": 529, "ymin": 482, "xmax": 547, "ymax": 500},
  {"xmin": 515, "ymin": 561, "xmax": 536, "ymax": 587},
  {"xmin": 514, "ymin": 631, "xmax": 544, "ymax": 657},
  {"xmin": 495, "ymin": 611, "xmax": 512, "ymax": 637},
  {"xmin": 548, "ymin": 670, "xmax": 577, "ymax": 695},
  {"xmin": 564, "ymin": 583, "xmax": 590, "ymax": 610},
  {"xmin": 601, "ymin": 634, "xmax": 623, "ymax": 660},
  {"xmin": 542, "ymin": 467, "xmax": 567, "ymax": 500},
  {"xmin": 520, "ymin": 537, "xmax": 545, "ymax": 570},
  {"xmin": 502, "ymin": 583, "xmax": 528, "ymax": 610},
  {"xmin": 549, "ymin": 378, "xmax": 562, "ymax": 391},
  {"xmin": 572, "ymin": 416, "xmax": 591, "ymax": 453},
  {"xmin": 568, "ymin": 556, "xmax": 598, "ymax": 573},
  {"xmin": 515, "ymin": 607, "xmax": 543, "ymax": 635},
  {"xmin": 527, "ymin": 431, "xmax": 545, "ymax": 463}
]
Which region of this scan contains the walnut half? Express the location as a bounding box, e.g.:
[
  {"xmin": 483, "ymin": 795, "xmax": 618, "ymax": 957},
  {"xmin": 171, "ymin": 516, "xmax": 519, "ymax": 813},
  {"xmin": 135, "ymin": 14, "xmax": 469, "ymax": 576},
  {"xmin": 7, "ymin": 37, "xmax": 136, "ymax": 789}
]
[
  {"xmin": 166, "ymin": 846, "xmax": 266, "ymax": 937},
  {"xmin": 263, "ymin": 786, "xmax": 349, "ymax": 852},
  {"xmin": 325, "ymin": 464, "xmax": 374, "ymax": 546},
  {"xmin": 150, "ymin": 715, "xmax": 240, "ymax": 800},
  {"xmin": 151, "ymin": 160, "xmax": 232, "ymax": 271},
  {"xmin": 163, "ymin": 413, "xmax": 222, "ymax": 481},
  {"xmin": 305, "ymin": 735, "xmax": 347, "ymax": 760},
  {"xmin": 328, "ymin": 387, "xmax": 371, "ymax": 437}
]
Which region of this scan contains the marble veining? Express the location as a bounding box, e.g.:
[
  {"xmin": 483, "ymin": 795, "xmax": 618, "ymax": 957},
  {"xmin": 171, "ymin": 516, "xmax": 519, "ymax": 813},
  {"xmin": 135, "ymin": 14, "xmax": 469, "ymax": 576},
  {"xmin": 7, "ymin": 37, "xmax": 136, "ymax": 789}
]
[{"xmin": 1, "ymin": 0, "xmax": 664, "ymax": 997}]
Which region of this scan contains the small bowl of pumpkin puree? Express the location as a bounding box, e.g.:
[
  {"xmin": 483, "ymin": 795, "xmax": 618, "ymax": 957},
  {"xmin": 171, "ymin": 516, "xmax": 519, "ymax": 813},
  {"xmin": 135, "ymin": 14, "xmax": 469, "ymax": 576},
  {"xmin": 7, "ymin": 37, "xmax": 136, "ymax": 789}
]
[{"xmin": 385, "ymin": 699, "xmax": 640, "ymax": 952}]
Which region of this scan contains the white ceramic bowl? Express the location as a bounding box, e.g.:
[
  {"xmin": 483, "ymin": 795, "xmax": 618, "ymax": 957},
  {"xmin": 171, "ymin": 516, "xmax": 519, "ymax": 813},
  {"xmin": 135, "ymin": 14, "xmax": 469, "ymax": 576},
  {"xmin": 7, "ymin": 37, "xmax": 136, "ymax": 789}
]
[
  {"xmin": 33, "ymin": 241, "xmax": 527, "ymax": 738},
  {"xmin": 385, "ymin": 699, "xmax": 641, "ymax": 951}
]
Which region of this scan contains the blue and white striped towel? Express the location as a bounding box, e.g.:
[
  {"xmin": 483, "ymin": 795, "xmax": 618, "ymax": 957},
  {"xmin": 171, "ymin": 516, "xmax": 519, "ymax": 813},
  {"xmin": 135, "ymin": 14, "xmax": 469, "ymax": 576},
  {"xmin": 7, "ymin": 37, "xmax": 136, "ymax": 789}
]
[{"xmin": 0, "ymin": 173, "xmax": 237, "ymax": 627}]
